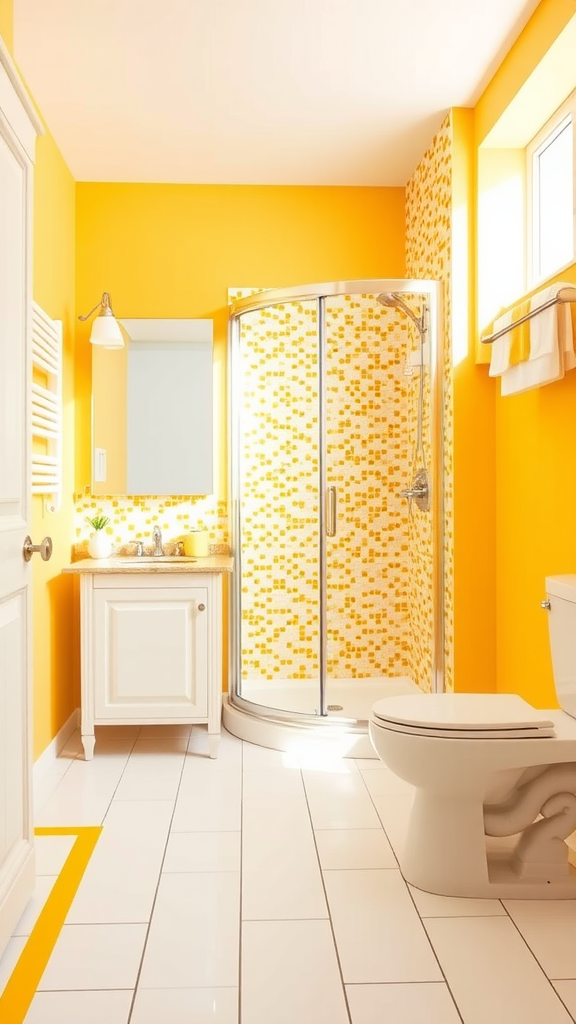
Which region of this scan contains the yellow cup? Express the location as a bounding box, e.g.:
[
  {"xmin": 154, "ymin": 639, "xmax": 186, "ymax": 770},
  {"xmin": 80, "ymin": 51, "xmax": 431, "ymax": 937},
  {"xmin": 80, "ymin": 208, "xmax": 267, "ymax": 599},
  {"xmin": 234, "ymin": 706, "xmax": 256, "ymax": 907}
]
[{"xmin": 183, "ymin": 530, "xmax": 209, "ymax": 558}]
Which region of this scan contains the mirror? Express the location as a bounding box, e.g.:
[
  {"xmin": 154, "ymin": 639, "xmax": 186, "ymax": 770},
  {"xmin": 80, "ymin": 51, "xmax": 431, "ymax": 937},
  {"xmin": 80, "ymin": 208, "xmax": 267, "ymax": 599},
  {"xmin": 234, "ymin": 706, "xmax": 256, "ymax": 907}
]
[{"xmin": 92, "ymin": 318, "xmax": 213, "ymax": 495}]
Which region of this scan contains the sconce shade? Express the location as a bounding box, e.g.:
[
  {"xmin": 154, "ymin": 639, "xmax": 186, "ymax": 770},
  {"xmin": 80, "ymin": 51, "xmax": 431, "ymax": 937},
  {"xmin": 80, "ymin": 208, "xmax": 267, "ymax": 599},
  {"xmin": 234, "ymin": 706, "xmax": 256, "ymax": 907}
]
[
  {"xmin": 79, "ymin": 291, "xmax": 124, "ymax": 349},
  {"xmin": 89, "ymin": 315, "xmax": 124, "ymax": 348}
]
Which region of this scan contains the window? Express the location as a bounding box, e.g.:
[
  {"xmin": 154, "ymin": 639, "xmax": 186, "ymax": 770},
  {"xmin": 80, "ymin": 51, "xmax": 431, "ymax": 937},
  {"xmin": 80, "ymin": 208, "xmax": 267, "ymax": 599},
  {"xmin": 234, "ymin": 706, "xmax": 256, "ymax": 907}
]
[{"xmin": 527, "ymin": 91, "xmax": 576, "ymax": 285}]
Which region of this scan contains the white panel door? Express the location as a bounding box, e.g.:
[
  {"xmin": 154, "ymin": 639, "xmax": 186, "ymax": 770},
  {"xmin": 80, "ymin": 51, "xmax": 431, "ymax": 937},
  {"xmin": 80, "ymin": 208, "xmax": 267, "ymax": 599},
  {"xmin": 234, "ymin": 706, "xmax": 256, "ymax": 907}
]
[{"xmin": 0, "ymin": 61, "xmax": 37, "ymax": 955}]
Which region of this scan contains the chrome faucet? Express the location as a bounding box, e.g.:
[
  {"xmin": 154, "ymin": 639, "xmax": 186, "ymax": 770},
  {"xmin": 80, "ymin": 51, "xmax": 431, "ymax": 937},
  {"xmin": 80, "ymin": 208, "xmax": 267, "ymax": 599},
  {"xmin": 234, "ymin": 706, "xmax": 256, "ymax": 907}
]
[{"xmin": 152, "ymin": 525, "xmax": 164, "ymax": 556}]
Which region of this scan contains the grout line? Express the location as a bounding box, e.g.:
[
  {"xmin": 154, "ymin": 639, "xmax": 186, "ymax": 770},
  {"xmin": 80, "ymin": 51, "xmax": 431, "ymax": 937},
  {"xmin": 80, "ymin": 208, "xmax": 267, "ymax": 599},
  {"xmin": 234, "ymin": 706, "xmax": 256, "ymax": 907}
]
[
  {"xmin": 300, "ymin": 764, "xmax": 353, "ymax": 1024},
  {"xmin": 500, "ymin": 903, "xmax": 576, "ymax": 1023},
  {"xmin": 124, "ymin": 726, "xmax": 195, "ymax": 1024},
  {"xmin": 356, "ymin": 764, "xmax": 466, "ymax": 1024}
]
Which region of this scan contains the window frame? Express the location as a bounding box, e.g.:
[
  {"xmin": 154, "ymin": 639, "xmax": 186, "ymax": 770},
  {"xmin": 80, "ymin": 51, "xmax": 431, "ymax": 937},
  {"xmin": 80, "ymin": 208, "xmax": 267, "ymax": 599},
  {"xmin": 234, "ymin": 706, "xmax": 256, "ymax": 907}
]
[{"xmin": 526, "ymin": 88, "xmax": 576, "ymax": 287}]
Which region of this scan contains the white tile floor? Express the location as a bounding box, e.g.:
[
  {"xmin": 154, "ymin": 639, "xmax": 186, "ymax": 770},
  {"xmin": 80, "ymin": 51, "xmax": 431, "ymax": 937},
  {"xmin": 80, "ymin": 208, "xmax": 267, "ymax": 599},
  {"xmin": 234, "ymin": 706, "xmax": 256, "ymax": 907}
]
[{"xmin": 2, "ymin": 724, "xmax": 576, "ymax": 1024}]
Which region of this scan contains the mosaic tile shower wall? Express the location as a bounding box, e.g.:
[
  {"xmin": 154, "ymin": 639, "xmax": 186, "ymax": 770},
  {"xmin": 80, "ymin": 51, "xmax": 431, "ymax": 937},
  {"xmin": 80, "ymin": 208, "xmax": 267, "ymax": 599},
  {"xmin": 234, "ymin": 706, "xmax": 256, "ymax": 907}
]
[
  {"xmin": 403, "ymin": 294, "xmax": 434, "ymax": 693},
  {"xmin": 233, "ymin": 292, "xmax": 413, "ymax": 684},
  {"xmin": 406, "ymin": 112, "xmax": 453, "ymax": 692},
  {"xmin": 324, "ymin": 296, "xmax": 412, "ymax": 678}
]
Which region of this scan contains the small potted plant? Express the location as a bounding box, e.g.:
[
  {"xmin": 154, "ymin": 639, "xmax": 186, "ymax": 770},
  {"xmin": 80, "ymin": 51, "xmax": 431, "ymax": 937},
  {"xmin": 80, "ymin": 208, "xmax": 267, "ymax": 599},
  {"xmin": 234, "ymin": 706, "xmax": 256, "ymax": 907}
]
[{"xmin": 86, "ymin": 515, "xmax": 112, "ymax": 559}]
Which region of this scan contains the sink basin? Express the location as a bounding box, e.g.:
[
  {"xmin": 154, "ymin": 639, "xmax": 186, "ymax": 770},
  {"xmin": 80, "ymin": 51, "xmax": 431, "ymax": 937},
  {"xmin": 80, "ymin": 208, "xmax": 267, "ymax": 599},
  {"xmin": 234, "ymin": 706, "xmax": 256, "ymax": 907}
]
[{"xmin": 116, "ymin": 556, "xmax": 198, "ymax": 564}]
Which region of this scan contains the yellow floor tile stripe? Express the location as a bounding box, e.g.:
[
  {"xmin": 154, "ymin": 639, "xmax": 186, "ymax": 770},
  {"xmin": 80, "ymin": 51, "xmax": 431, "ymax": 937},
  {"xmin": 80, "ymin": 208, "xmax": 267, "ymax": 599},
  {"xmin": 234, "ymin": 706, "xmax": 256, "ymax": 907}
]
[{"xmin": 0, "ymin": 826, "xmax": 102, "ymax": 1024}]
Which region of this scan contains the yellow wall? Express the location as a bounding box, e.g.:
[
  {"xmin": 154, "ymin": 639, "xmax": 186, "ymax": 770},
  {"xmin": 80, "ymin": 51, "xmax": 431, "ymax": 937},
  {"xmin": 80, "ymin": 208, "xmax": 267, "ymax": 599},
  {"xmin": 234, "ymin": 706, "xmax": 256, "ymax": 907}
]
[
  {"xmin": 75, "ymin": 183, "xmax": 406, "ymax": 493},
  {"xmin": 474, "ymin": 0, "xmax": 576, "ymax": 707},
  {"xmin": 0, "ymin": 0, "xmax": 12, "ymax": 49}
]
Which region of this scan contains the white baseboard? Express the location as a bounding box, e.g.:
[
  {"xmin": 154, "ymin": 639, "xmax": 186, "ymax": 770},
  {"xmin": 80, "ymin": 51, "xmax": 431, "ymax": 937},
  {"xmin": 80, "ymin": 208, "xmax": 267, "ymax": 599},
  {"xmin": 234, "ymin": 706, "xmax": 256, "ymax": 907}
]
[{"xmin": 33, "ymin": 708, "xmax": 80, "ymax": 786}]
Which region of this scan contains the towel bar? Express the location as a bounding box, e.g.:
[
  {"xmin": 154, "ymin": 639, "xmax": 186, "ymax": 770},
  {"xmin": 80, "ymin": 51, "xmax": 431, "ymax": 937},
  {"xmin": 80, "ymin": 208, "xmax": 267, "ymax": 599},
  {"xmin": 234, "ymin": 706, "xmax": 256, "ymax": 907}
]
[{"xmin": 481, "ymin": 287, "xmax": 576, "ymax": 345}]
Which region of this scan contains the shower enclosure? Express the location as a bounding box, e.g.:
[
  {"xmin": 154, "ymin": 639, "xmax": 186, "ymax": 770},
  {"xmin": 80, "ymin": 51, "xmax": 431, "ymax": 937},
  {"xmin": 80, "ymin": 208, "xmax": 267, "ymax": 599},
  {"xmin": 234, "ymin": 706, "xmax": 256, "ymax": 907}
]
[{"xmin": 225, "ymin": 280, "xmax": 443, "ymax": 757}]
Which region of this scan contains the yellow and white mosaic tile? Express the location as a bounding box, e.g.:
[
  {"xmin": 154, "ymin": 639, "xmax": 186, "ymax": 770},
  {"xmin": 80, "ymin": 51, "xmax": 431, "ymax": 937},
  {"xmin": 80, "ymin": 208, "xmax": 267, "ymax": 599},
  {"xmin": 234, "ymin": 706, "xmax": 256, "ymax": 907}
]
[
  {"xmin": 74, "ymin": 493, "xmax": 228, "ymax": 558},
  {"xmin": 232, "ymin": 291, "xmax": 420, "ymax": 683},
  {"xmin": 406, "ymin": 112, "xmax": 453, "ymax": 692}
]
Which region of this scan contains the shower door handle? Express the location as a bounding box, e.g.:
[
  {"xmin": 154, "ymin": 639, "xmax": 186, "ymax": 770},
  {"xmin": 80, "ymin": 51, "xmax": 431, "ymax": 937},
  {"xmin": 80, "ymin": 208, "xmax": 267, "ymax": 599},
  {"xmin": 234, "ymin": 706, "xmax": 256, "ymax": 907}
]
[{"xmin": 326, "ymin": 486, "xmax": 337, "ymax": 537}]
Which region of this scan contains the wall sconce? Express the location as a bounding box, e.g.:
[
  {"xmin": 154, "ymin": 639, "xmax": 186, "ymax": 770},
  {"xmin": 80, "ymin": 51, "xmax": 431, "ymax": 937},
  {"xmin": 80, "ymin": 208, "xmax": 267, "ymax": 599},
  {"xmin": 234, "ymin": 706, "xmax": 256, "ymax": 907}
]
[{"xmin": 78, "ymin": 292, "xmax": 124, "ymax": 348}]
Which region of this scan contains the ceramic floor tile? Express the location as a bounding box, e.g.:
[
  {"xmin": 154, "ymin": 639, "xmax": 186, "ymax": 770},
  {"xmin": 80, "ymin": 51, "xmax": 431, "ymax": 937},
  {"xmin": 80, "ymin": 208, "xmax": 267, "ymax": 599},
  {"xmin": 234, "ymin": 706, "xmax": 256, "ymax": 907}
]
[
  {"xmin": 38, "ymin": 923, "xmax": 147, "ymax": 990},
  {"xmin": 346, "ymin": 982, "xmax": 462, "ymax": 1024},
  {"xmin": 242, "ymin": 783, "xmax": 328, "ymax": 920},
  {"xmin": 34, "ymin": 772, "xmax": 71, "ymax": 815},
  {"xmin": 354, "ymin": 757, "xmax": 382, "ymax": 770},
  {"xmin": 171, "ymin": 770, "xmax": 242, "ymax": 832},
  {"xmin": 34, "ymin": 761, "xmax": 127, "ymax": 826},
  {"xmin": 409, "ymin": 885, "xmax": 506, "ymax": 918},
  {"xmin": 324, "ymin": 869, "xmax": 442, "ymax": 983},
  {"xmin": 138, "ymin": 724, "xmax": 192, "ymax": 738},
  {"xmin": 34, "ymin": 834, "xmax": 76, "ymax": 875},
  {"xmin": 12, "ymin": 875, "xmax": 56, "ymax": 936},
  {"xmin": 370, "ymin": 791, "xmax": 414, "ymax": 859},
  {"xmin": 360, "ymin": 766, "xmax": 415, "ymax": 798},
  {"xmin": 302, "ymin": 769, "xmax": 382, "ymax": 829},
  {"xmin": 503, "ymin": 900, "xmax": 576, "ymax": 979},
  {"xmin": 242, "ymin": 920, "xmax": 349, "ymax": 1024},
  {"xmin": 315, "ymin": 828, "xmax": 397, "ymax": 870},
  {"xmin": 131, "ymin": 987, "xmax": 238, "ymax": 1023},
  {"xmin": 553, "ymin": 981, "xmax": 576, "ymax": 1017},
  {"xmin": 122, "ymin": 737, "xmax": 188, "ymax": 773},
  {"xmin": 113, "ymin": 770, "xmax": 182, "ymax": 801},
  {"xmin": 130, "ymin": 736, "xmax": 189, "ymax": 754},
  {"xmin": 138, "ymin": 872, "xmax": 240, "ymax": 988},
  {"xmin": 163, "ymin": 832, "xmax": 241, "ymax": 873},
  {"xmin": 242, "ymin": 766, "xmax": 305, "ymax": 797},
  {"xmin": 242, "ymin": 817, "xmax": 327, "ymax": 920},
  {"xmin": 242, "ymin": 743, "xmax": 289, "ymax": 769},
  {"xmin": 66, "ymin": 801, "xmax": 173, "ymax": 924},
  {"xmin": 24, "ymin": 989, "xmax": 133, "ymax": 1024},
  {"xmin": 425, "ymin": 916, "xmax": 574, "ymax": 1024}
]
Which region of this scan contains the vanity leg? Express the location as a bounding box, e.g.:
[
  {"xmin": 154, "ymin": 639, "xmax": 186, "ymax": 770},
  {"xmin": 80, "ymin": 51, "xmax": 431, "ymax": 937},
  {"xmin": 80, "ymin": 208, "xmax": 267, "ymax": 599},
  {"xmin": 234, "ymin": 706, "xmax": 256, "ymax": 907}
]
[
  {"xmin": 81, "ymin": 733, "xmax": 95, "ymax": 761},
  {"xmin": 208, "ymin": 733, "xmax": 220, "ymax": 759}
]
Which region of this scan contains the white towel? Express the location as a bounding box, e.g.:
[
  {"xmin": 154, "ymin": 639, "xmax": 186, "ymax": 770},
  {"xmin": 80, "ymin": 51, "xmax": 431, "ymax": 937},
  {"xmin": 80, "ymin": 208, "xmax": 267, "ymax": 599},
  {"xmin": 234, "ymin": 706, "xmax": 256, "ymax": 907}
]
[
  {"xmin": 488, "ymin": 308, "xmax": 514, "ymax": 378},
  {"xmin": 499, "ymin": 285, "xmax": 575, "ymax": 396}
]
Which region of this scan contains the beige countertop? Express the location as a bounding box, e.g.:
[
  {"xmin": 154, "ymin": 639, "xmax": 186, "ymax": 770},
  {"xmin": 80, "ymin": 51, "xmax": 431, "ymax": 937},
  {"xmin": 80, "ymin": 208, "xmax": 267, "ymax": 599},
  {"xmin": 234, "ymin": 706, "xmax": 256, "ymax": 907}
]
[{"xmin": 63, "ymin": 555, "xmax": 233, "ymax": 575}]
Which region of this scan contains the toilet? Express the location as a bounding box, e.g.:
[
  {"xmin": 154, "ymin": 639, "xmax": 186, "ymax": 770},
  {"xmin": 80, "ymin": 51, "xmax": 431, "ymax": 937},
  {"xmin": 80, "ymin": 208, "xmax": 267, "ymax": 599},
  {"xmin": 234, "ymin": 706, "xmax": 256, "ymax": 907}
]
[{"xmin": 369, "ymin": 575, "xmax": 576, "ymax": 899}]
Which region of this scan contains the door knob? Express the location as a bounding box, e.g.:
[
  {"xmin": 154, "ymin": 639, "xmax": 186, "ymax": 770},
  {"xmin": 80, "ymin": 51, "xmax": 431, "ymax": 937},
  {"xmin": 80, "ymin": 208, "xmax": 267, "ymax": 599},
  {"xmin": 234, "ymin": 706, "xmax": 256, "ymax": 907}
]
[
  {"xmin": 23, "ymin": 535, "xmax": 53, "ymax": 562},
  {"xmin": 198, "ymin": 603, "xmax": 206, "ymax": 611}
]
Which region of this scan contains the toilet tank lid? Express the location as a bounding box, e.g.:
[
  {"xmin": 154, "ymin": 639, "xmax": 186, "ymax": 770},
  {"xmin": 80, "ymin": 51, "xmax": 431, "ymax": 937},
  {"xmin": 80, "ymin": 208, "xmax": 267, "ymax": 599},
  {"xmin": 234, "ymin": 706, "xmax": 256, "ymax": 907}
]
[{"xmin": 546, "ymin": 575, "xmax": 576, "ymax": 602}]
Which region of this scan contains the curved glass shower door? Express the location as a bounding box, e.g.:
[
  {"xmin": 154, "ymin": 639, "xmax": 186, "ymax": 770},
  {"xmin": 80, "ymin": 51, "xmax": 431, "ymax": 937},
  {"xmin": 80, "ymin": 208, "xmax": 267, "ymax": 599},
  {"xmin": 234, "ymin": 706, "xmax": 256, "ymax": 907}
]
[
  {"xmin": 229, "ymin": 281, "xmax": 442, "ymax": 725},
  {"xmin": 232, "ymin": 297, "xmax": 322, "ymax": 716}
]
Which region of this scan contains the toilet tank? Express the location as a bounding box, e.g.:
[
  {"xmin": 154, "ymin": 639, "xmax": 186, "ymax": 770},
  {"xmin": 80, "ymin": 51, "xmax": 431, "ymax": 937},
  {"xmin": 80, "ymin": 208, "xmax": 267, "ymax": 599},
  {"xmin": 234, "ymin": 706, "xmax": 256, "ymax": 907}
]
[{"xmin": 546, "ymin": 575, "xmax": 576, "ymax": 718}]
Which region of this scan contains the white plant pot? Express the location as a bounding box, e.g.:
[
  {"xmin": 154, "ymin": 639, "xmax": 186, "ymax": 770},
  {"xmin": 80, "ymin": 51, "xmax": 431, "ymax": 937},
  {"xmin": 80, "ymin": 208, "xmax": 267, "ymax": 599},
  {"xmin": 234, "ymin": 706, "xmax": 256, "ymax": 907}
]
[{"xmin": 88, "ymin": 531, "xmax": 113, "ymax": 559}]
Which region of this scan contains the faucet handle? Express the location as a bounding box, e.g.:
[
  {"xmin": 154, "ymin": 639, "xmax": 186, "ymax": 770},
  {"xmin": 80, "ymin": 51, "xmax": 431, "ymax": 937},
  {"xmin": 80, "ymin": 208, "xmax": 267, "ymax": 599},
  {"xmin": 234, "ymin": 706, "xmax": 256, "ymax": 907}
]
[
  {"xmin": 135, "ymin": 541, "xmax": 144, "ymax": 556},
  {"xmin": 173, "ymin": 541, "xmax": 183, "ymax": 556}
]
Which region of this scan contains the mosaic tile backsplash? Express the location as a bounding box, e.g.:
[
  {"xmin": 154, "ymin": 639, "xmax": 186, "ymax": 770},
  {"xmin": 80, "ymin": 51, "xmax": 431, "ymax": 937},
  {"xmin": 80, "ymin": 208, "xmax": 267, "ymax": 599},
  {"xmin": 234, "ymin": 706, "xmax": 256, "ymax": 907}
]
[{"xmin": 74, "ymin": 493, "xmax": 228, "ymax": 558}]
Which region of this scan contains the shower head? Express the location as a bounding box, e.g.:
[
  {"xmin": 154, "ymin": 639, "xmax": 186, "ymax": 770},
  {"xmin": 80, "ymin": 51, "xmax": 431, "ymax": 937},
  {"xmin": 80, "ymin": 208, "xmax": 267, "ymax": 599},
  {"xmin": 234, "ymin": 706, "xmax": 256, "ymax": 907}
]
[{"xmin": 376, "ymin": 291, "xmax": 422, "ymax": 330}]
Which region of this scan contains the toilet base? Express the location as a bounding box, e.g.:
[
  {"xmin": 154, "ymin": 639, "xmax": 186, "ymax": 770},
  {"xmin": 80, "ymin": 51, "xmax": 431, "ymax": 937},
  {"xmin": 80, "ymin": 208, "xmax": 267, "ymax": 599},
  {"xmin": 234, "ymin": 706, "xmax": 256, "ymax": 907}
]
[{"xmin": 398, "ymin": 790, "xmax": 576, "ymax": 900}]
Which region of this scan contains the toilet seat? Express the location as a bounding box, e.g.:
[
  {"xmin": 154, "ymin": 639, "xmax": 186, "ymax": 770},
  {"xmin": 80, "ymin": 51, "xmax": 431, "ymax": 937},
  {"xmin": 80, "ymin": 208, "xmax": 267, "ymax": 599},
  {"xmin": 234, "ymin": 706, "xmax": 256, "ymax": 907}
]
[{"xmin": 372, "ymin": 693, "xmax": 556, "ymax": 739}]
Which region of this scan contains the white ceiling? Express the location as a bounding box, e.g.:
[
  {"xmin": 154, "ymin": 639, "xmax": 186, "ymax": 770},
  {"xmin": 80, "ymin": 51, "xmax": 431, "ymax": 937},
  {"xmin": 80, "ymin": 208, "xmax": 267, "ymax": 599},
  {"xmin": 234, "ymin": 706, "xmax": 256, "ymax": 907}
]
[{"xmin": 13, "ymin": 0, "xmax": 541, "ymax": 186}]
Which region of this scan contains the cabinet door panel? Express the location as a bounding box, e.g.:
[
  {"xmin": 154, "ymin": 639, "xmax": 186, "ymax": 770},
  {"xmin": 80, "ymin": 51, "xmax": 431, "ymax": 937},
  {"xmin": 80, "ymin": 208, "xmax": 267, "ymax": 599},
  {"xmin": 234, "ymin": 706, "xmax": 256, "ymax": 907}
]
[{"xmin": 94, "ymin": 587, "xmax": 208, "ymax": 719}]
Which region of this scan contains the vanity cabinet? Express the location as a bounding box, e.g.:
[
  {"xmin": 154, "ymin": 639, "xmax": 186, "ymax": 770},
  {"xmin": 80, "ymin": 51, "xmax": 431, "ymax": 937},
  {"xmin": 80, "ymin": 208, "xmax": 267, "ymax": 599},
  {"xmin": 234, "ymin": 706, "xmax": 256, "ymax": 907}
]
[{"xmin": 76, "ymin": 567, "xmax": 228, "ymax": 759}]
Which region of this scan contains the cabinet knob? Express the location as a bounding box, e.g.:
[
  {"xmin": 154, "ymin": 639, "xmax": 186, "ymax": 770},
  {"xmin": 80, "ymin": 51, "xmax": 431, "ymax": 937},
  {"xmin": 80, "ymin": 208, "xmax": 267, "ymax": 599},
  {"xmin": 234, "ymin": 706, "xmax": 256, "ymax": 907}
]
[{"xmin": 198, "ymin": 603, "xmax": 206, "ymax": 612}]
